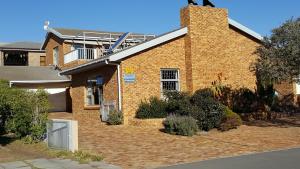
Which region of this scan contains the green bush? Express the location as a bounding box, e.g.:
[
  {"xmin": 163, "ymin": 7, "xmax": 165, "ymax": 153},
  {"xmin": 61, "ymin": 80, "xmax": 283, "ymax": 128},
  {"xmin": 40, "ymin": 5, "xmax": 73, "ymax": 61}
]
[
  {"xmin": 107, "ymin": 110, "xmax": 123, "ymax": 125},
  {"xmin": 0, "ymin": 80, "xmax": 49, "ymax": 141},
  {"xmin": 219, "ymin": 107, "xmax": 242, "ymax": 131},
  {"xmin": 232, "ymin": 88, "xmax": 259, "ymax": 114},
  {"xmin": 164, "ymin": 91, "xmax": 193, "ymax": 116},
  {"xmin": 136, "ymin": 97, "xmax": 168, "ymax": 119},
  {"xmin": 191, "ymin": 88, "xmax": 226, "ymax": 131},
  {"xmin": 163, "ymin": 115, "xmax": 198, "ymax": 136}
]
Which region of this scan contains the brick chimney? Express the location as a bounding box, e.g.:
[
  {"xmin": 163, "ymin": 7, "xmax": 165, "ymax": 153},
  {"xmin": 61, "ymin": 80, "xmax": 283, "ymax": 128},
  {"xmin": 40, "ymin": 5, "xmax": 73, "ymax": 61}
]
[{"xmin": 180, "ymin": 6, "xmax": 230, "ymax": 92}]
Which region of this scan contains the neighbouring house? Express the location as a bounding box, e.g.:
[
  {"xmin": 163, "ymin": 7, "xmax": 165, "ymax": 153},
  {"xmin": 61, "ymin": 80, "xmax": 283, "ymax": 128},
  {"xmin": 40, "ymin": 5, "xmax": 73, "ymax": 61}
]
[
  {"xmin": 56, "ymin": 6, "xmax": 266, "ymax": 125},
  {"xmin": 0, "ymin": 42, "xmax": 71, "ymax": 112},
  {"xmin": 275, "ymin": 81, "xmax": 300, "ymax": 105},
  {"xmin": 41, "ymin": 26, "xmax": 155, "ymax": 69},
  {"xmin": 0, "ymin": 42, "xmax": 46, "ymax": 66},
  {"xmin": 0, "ymin": 66, "xmax": 71, "ymax": 112}
]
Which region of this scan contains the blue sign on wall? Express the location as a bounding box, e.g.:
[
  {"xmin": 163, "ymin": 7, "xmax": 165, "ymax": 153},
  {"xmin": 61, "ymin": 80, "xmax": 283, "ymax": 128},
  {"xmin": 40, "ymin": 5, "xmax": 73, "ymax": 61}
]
[
  {"xmin": 96, "ymin": 76, "xmax": 104, "ymax": 85},
  {"xmin": 124, "ymin": 74, "xmax": 136, "ymax": 83}
]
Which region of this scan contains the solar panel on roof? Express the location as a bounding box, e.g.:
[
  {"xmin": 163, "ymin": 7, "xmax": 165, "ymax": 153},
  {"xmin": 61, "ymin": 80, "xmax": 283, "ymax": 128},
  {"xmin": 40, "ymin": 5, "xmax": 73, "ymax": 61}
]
[{"xmin": 108, "ymin": 32, "xmax": 131, "ymax": 53}]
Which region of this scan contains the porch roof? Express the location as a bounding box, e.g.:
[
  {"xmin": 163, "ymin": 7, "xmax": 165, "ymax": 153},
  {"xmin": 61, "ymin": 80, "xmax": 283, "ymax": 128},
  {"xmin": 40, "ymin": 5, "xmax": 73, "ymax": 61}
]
[
  {"xmin": 0, "ymin": 66, "xmax": 70, "ymax": 82},
  {"xmin": 0, "ymin": 42, "xmax": 44, "ymax": 51}
]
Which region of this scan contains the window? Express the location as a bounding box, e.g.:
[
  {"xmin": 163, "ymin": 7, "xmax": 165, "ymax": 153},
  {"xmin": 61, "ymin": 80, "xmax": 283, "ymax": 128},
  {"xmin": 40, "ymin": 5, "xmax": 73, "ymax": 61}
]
[
  {"xmin": 40, "ymin": 56, "xmax": 46, "ymax": 66},
  {"xmin": 53, "ymin": 47, "xmax": 59, "ymax": 65},
  {"xmin": 160, "ymin": 69, "xmax": 180, "ymax": 93},
  {"xmin": 71, "ymin": 44, "xmax": 83, "ymax": 51},
  {"xmin": 86, "ymin": 77, "xmax": 104, "ymax": 106},
  {"xmin": 3, "ymin": 51, "xmax": 28, "ymax": 66},
  {"xmin": 296, "ymin": 77, "xmax": 300, "ymax": 95}
]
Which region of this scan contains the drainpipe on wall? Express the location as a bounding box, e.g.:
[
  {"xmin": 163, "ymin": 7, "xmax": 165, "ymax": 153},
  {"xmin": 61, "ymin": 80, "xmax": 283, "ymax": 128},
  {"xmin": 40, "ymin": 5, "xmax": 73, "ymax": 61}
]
[{"xmin": 105, "ymin": 60, "xmax": 122, "ymax": 111}]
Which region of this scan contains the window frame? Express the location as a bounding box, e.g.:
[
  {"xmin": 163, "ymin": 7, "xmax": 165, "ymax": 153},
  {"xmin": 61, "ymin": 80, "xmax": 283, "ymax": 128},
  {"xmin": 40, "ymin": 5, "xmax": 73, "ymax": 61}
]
[
  {"xmin": 53, "ymin": 46, "xmax": 59, "ymax": 65},
  {"xmin": 85, "ymin": 77, "xmax": 104, "ymax": 107},
  {"xmin": 160, "ymin": 69, "xmax": 180, "ymax": 94}
]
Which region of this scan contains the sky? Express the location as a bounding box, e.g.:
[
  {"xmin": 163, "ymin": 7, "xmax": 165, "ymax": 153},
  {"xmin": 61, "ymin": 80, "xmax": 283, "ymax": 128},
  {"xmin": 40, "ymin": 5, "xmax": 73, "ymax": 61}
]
[{"xmin": 0, "ymin": 0, "xmax": 299, "ymax": 43}]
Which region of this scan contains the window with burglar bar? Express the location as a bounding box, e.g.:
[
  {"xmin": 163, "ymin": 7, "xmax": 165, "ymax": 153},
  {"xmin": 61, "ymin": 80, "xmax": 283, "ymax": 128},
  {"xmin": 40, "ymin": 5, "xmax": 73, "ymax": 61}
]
[{"xmin": 160, "ymin": 69, "xmax": 179, "ymax": 93}]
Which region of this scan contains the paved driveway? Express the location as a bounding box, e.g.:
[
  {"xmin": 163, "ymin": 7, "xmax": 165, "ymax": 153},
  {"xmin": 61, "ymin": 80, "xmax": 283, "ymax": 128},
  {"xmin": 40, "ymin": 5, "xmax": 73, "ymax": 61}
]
[{"xmin": 158, "ymin": 148, "xmax": 300, "ymax": 169}]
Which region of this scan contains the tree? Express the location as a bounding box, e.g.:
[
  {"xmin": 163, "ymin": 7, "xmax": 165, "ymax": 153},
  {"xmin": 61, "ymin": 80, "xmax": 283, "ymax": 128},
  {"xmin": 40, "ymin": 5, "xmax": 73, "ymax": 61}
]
[{"xmin": 253, "ymin": 17, "xmax": 300, "ymax": 86}]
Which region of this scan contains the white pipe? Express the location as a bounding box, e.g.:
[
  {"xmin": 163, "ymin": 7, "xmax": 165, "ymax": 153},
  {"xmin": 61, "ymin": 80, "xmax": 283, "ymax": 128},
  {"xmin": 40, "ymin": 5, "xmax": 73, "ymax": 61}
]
[
  {"xmin": 105, "ymin": 60, "xmax": 122, "ymax": 111},
  {"xmin": 117, "ymin": 64, "xmax": 122, "ymax": 111}
]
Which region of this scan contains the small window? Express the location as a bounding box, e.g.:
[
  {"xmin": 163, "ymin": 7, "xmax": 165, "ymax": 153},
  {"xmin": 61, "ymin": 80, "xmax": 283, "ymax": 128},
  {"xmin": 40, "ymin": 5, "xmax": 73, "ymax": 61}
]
[
  {"xmin": 86, "ymin": 77, "xmax": 104, "ymax": 106},
  {"xmin": 296, "ymin": 77, "xmax": 300, "ymax": 95},
  {"xmin": 160, "ymin": 69, "xmax": 180, "ymax": 93},
  {"xmin": 40, "ymin": 56, "xmax": 46, "ymax": 66},
  {"xmin": 53, "ymin": 47, "xmax": 59, "ymax": 65}
]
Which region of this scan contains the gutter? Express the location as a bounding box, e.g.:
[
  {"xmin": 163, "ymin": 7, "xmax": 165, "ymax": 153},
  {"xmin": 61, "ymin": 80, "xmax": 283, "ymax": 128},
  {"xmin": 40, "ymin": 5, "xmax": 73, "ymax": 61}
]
[{"xmin": 9, "ymin": 80, "xmax": 71, "ymax": 86}]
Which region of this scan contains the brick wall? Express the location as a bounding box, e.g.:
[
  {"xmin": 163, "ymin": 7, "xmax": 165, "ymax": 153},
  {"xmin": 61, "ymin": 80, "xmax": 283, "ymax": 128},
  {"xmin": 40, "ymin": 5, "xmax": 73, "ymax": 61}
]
[
  {"xmin": 71, "ymin": 65, "xmax": 118, "ymax": 121},
  {"xmin": 120, "ymin": 37, "xmax": 187, "ymax": 124},
  {"xmin": 181, "ymin": 6, "xmax": 259, "ymax": 92},
  {"xmin": 28, "ymin": 51, "xmax": 45, "ymax": 66},
  {"xmin": 45, "ymin": 33, "xmax": 64, "ymax": 67}
]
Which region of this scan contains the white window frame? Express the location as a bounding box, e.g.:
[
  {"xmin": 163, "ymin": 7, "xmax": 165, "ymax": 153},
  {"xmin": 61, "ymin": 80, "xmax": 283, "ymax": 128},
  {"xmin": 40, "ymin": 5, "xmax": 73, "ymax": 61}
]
[
  {"xmin": 296, "ymin": 76, "xmax": 300, "ymax": 95},
  {"xmin": 160, "ymin": 69, "xmax": 180, "ymax": 95},
  {"xmin": 53, "ymin": 46, "xmax": 59, "ymax": 65}
]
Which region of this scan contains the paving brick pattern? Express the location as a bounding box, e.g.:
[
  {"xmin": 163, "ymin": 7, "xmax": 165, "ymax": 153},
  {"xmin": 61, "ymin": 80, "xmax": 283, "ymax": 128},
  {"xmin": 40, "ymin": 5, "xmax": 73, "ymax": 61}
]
[
  {"xmin": 0, "ymin": 159, "xmax": 121, "ymax": 169},
  {"xmin": 78, "ymin": 118, "xmax": 300, "ymax": 169}
]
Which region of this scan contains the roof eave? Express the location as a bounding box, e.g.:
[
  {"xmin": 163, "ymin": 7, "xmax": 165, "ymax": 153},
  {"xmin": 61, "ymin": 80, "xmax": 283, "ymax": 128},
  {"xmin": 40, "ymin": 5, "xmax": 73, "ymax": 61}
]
[{"xmin": 228, "ymin": 18, "xmax": 264, "ymax": 41}]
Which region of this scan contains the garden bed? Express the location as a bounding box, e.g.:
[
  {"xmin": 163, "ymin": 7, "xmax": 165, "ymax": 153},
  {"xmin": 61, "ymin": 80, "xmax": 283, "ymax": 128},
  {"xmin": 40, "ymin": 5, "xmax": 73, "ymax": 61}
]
[{"xmin": 240, "ymin": 111, "xmax": 291, "ymax": 121}]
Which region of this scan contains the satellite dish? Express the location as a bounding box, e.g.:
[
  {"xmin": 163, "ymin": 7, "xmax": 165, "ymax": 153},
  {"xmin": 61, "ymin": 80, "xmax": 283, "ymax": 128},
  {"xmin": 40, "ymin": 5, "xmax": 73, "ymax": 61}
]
[
  {"xmin": 44, "ymin": 21, "xmax": 50, "ymax": 30},
  {"xmin": 188, "ymin": 0, "xmax": 198, "ymax": 5}
]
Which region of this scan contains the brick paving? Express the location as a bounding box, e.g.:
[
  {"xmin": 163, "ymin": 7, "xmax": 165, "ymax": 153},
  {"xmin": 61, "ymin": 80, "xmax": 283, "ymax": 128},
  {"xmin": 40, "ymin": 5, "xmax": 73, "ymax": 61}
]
[{"xmin": 77, "ymin": 116, "xmax": 300, "ymax": 169}]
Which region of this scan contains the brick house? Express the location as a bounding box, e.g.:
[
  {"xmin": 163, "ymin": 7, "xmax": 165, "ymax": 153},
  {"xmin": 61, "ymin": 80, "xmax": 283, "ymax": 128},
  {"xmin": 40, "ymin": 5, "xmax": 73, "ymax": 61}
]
[
  {"xmin": 41, "ymin": 27, "xmax": 155, "ymax": 69},
  {"xmin": 0, "ymin": 42, "xmax": 71, "ymax": 112},
  {"xmin": 56, "ymin": 6, "xmax": 266, "ymax": 124},
  {"xmin": 0, "ymin": 42, "xmax": 45, "ymax": 66}
]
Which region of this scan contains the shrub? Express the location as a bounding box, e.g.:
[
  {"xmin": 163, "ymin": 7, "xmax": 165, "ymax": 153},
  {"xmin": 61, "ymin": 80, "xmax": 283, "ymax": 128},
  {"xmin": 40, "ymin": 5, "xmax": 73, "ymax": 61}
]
[
  {"xmin": 191, "ymin": 88, "xmax": 226, "ymax": 131},
  {"xmin": 163, "ymin": 115, "xmax": 198, "ymax": 136},
  {"xmin": 107, "ymin": 110, "xmax": 123, "ymax": 125},
  {"xmin": 219, "ymin": 107, "xmax": 242, "ymax": 131},
  {"xmin": 232, "ymin": 88, "xmax": 259, "ymax": 114},
  {"xmin": 0, "ymin": 80, "xmax": 49, "ymax": 141},
  {"xmin": 164, "ymin": 91, "xmax": 193, "ymax": 116},
  {"xmin": 136, "ymin": 97, "xmax": 168, "ymax": 119}
]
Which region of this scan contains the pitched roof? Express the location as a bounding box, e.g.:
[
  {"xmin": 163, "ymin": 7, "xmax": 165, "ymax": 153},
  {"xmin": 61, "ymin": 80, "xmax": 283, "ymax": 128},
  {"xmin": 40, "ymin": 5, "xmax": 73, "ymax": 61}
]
[
  {"xmin": 42, "ymin": 27, "xmax": 156, "ymax": 49},
  {"xmin": 228, "ymin": 18, "xmax": 263, "ymax": 40},
  {"xmin": 0, "ymin": 66, "xmax": 70, "ymax": 82},
  {"xmin": 0, "ymin": 42, "xmax": 43, "ymax": 51},
  {"xmin": 60, "ymin": 27, "xmax": 188, "ymax": 75},
  {"xmin": 60, "ymin": 18, "xmax": 263, "ymax": 75}
]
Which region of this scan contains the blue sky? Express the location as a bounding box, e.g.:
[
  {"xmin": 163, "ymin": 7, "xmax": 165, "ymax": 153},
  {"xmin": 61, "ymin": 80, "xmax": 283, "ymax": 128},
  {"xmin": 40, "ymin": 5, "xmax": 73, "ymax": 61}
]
[{"xmin": 0, "ymin": 0, "xmax": 299, "ymax": 43}]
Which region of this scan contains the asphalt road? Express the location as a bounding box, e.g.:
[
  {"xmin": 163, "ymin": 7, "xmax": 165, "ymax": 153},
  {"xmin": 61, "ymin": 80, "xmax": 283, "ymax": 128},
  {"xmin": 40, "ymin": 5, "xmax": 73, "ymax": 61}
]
[{"xmin": 158, "ymin": 148, "xmax": 300, "ymax": 169}]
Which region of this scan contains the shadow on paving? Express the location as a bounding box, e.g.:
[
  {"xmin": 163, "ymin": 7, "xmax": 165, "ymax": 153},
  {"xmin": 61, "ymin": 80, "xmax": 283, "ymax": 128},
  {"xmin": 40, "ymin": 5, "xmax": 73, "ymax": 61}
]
[
  {"xmin": 244, "ymin": 114, "xmax": 300, "ymax": 128},
  {"xmin": 0, "ymin": 135, "xmax": 16, "ymax": 147}
]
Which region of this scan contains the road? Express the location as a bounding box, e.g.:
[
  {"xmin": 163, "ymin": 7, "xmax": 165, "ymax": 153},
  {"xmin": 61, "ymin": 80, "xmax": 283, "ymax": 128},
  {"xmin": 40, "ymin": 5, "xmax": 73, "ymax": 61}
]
[{"xmin": 158, "ymin": 148, "xmax": 300, "ymax": 169}]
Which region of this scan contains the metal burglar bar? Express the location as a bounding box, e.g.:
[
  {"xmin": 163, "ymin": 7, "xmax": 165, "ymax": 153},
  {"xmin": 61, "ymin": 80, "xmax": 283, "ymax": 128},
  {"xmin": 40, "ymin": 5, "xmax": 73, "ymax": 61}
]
[{"xmin": 160, "ymin": 69, "xmax": 180, "ymax": 93}]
